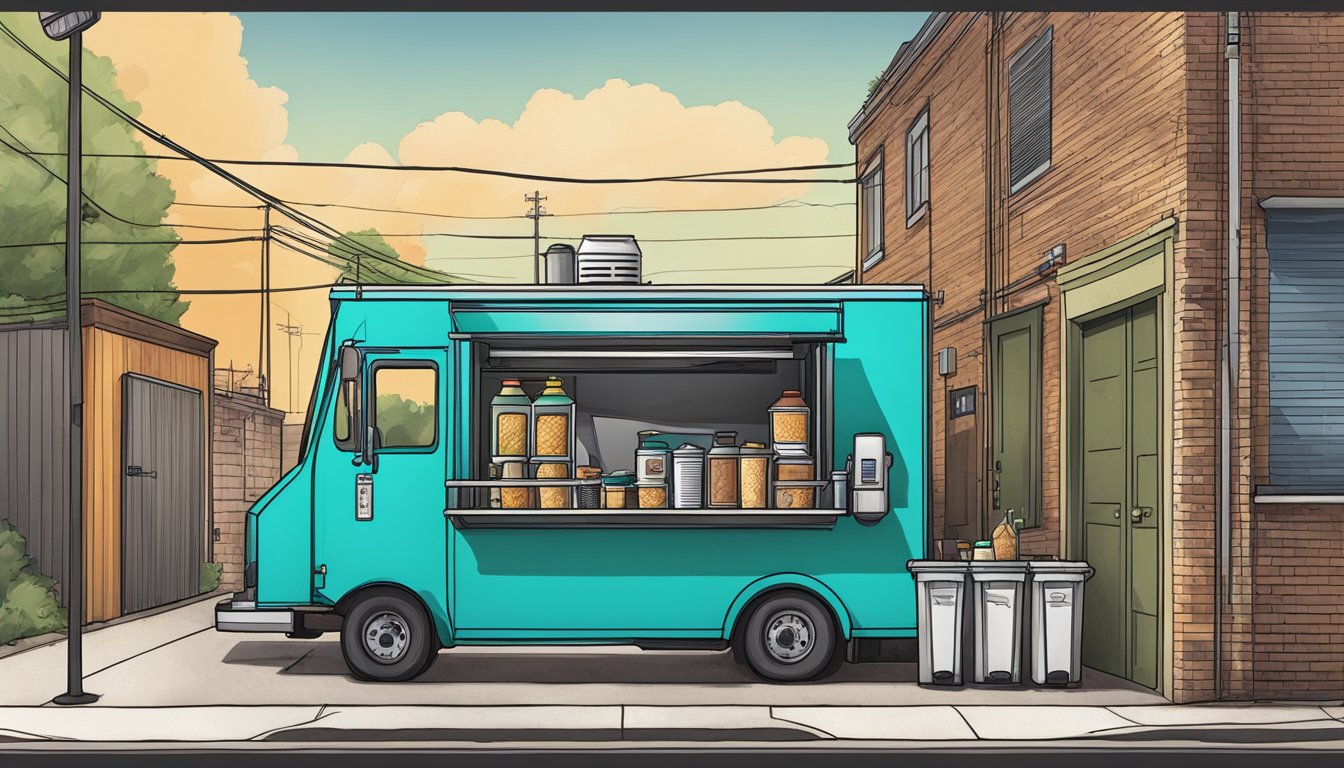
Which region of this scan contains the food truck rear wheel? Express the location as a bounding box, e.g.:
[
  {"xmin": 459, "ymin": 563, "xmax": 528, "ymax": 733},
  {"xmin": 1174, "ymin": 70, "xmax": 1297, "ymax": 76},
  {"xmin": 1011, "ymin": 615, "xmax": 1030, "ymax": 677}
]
[
  {"xmin": 737, "ymin": 590, "xmax": 841, "ymax": 682},
  {"xmin": 340, "ymin": 588, "xmax": 438, "ymax": 682}
]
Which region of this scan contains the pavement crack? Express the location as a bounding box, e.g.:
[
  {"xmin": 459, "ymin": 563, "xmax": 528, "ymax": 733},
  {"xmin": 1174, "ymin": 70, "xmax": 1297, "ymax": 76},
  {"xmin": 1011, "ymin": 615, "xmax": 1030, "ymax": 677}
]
[
  {"xmin": 249, "ymin": 705, "xmax": 340, "ymax": 742},
  {"xmin": 768, "ymin": 707, "xmax": 837, "ymax": 740},
  {"xmin": 279, "ymin": 647, "xmax": 316, "ymax": 674},
  {"xmin": 1103, "ymin": 707, "xmax": 1145, "ymax": 726},
  {"xmin": 950, "ymin": 706, "xmax": 981, "ymax": 739}
]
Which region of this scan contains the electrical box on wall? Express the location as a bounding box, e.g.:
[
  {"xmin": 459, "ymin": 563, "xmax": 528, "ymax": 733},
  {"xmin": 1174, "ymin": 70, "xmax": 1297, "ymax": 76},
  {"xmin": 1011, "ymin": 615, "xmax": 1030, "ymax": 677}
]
[{"xmin": 938, "ymin": 347, "xmax": 957, "ymax": 377}]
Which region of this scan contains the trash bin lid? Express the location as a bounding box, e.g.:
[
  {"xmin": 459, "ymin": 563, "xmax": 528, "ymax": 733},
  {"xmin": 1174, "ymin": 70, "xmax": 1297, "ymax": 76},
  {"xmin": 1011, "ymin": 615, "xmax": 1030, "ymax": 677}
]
[
  {"xmin": 1026, "ymin": 560, "xmax": 1094, "ymax": 579},
  {"xmin": 907, "ymin": 559, "xmax": 970, "ymax": 575},
  {"xmin": 967, "ymin": 561, "xmax": 1029, "ymax": 580}
]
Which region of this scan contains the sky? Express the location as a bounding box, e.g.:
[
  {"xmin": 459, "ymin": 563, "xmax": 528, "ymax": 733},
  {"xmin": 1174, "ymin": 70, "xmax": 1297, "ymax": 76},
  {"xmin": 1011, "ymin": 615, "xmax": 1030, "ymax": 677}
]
[
  {"xmin": 234, "ymin": 13, "xmax": 928, "ymax": 166},
  {"xmin": 7, "ymin": 11, "xmax": 928, "ymax": 418}
]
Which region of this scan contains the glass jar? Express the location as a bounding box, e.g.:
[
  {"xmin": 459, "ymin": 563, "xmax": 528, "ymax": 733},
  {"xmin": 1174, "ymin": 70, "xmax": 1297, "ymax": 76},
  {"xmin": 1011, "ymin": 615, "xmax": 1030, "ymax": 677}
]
[
  {"xmin": 738, "ymin": 442, "xmax": 771, "ymax": 509},
  {"xmin": 768, "ymin": 389, "xmax": 811, "ymax": 457},
  {"xmin": 602, "ymin": 471, "xmax": 635, "ymax": 509},
  {"xmin": 531, "ymin": 377, "xmax": 575, "ymax": 462},
  {"xmin": 706, "ymin": 431, "xmax": 740, "ymax": 508},
  {"xmin": 490, "ymin": 379, "xmax": 532, "ymax": 458}
]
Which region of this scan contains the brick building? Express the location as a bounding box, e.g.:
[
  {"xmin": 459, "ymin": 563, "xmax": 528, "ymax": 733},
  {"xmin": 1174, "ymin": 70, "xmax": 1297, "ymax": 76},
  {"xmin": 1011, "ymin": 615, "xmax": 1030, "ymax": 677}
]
[{"xmin": 850, "ymin": 11, "xmax": 1344, "ymax": 702}]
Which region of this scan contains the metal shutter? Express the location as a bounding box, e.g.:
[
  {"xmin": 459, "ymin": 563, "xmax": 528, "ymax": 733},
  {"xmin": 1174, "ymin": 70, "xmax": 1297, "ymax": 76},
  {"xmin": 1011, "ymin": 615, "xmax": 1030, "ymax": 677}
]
[
  {"xmin": 1009, "ymin": 28, "xmax": 1052, "ymax": 192},
  {"xmin": 1266, "ymin": 207, "xmax": 1344, "ymax": 491}
]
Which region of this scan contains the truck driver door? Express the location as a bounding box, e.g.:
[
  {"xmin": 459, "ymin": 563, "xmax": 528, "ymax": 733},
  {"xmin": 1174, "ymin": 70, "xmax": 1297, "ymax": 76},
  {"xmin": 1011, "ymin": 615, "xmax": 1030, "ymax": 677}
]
[{"xmin": 313, "ymin": 347, "xmax": 450, "ymax": 607}]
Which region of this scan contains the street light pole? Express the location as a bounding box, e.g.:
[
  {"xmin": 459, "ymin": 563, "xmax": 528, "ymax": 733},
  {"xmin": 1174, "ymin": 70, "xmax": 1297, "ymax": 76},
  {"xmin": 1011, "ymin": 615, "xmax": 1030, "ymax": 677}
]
[{"xmin": 41, "ymin": 11, "xmax": 102, "ymax": 708}]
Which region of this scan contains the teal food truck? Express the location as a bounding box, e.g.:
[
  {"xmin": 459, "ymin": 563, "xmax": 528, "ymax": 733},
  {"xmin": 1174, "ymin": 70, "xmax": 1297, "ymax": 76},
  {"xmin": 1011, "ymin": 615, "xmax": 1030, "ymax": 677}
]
[{"xmin": 216, "ymin": 284, "xmax": 929, "ymax": 682}]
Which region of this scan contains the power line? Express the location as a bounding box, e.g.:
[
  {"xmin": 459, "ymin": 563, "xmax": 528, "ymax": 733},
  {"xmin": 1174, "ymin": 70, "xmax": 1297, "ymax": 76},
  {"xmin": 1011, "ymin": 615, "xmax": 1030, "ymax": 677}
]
[
  {"xmin": 277, "ymin": 197, "xmax": 856, "ymax": 221},
  {"xmin": 22, "ymin": 147, "xmax": 857, "ymax": 184},
  {"xmin": 0, "ymin": 125, "xmax": 261, "ymax": 233},
  {"xmin": 0, "ymin": 236, "xmax": 264, "ymax": 249}
]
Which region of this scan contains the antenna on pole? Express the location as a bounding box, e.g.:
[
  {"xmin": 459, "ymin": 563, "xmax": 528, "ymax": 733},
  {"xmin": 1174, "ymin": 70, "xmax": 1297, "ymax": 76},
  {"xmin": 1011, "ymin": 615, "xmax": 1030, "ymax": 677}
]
[{"xmin": 524, "ymin": 191, "xmax": 550, "ymax": 284}]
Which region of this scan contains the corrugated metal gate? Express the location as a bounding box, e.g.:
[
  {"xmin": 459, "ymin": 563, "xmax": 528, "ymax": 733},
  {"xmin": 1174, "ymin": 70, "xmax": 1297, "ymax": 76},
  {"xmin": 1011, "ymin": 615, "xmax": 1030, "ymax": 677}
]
[{"xmin": 121, "ymin": 374, "xmax": 204, "ymax": 615}]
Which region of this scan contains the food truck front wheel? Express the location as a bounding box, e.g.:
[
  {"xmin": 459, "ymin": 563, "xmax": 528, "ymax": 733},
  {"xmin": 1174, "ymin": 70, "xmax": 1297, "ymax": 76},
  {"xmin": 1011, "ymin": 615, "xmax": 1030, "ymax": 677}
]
[
  {"xmin": 734, "ymin": 590, "xmax": 842, "ymax": 683},
  {"xmin": 339, "ymin": 587, "xmax": 440, "ymax": 682}
]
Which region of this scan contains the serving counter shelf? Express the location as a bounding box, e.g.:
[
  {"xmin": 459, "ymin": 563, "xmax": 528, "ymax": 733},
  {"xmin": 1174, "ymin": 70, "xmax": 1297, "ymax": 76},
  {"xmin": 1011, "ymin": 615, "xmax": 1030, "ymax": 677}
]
[{"xmin": 445, "ymin": 508, "xmax": 845, "ymax": 530}]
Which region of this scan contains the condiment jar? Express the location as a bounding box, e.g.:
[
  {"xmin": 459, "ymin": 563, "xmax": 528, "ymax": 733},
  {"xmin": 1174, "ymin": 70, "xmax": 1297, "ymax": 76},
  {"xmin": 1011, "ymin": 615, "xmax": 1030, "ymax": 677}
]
[
  {"xmin": 602, "ymin": 471, "xmax": 635, "ymax": 509},
  {"xmin": 490, "ymin": 379, "xmax": 532, "ymax": 458},
  {"xmin": 738, "ymin": 442, "xmax": 771, "ymax": 510},
  {"xmin": 706, "ymin": 431, "xmax": 740, "ymax": 509},
  {"xmin": 636, "ymin": 439, "xmax": 670, "ymax": 484},
  {"xmin": 672, "ymin": 443, "xmax": 705, "ymax": 509},
  {"xmin": 531, "ymin": 377, "xmax": 575, "ymax": 462},
  {"xmin": 768, "ymin": 389, "xmax": 811, "ymax": 457}
]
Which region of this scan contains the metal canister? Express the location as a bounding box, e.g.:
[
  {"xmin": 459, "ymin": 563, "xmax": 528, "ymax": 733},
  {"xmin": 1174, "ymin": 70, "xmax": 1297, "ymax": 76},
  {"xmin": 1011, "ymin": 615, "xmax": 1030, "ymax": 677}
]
[
  {"xmin": 672, "ymin": 443, "xmax": 705, "ymax": 509},
  {"xmin": 636, "ymin": 439, "xmax": 670, "ymax": 484},
  {"xmin": 576, "ymin": 466, "xmax": 603, "ymax": 509},
  {"xmin": 706, "ymin": 431, "xmax": 740, "ymax": 508},
  {"xmin": 738, "ymin": 442, "xmax": 771, "ymax": 510},
  {"xmin": 831, "ymin": 469, "xmax": 848, "ymax": 510}
]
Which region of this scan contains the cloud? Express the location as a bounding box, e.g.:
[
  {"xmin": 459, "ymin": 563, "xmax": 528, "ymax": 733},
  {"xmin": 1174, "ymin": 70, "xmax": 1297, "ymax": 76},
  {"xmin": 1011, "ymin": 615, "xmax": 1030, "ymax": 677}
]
[{"xmin": 82, "ymin": 13, "xmax": 848, "ymax": 418}]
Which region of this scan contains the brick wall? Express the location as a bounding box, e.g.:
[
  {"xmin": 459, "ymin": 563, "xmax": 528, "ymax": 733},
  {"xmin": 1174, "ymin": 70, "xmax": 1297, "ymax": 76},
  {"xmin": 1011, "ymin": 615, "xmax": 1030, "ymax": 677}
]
[
  {"xmin": 211, "ymin": 389, "xmax": 284, "ymax": 591},
  {"xmin": 1239, "ymin": 12, "xmax": 1344, "ymax": 699},
  {"xmin": 851, "ymin": 11, "xmax": 1344, "ymax": 702}
]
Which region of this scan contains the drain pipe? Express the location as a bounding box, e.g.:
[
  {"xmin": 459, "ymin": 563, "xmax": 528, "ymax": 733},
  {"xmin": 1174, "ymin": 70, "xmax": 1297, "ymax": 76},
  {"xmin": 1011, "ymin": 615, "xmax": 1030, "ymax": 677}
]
[{"xmin": 1217, "ymin": 11, "xmax": 1241, "ymax": 702}]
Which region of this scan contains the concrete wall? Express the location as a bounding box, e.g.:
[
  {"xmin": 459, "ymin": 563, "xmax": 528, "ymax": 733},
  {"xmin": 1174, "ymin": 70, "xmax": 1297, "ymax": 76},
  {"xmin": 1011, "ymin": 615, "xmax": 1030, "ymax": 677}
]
[{"xmin": 211, "ymin": 389, "xmax": 284, "ymax": 592}]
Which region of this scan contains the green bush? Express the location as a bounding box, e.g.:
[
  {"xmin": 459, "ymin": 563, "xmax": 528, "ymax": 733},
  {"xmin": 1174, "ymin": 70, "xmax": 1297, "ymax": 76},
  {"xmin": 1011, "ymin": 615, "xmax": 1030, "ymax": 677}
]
[
  {"xmin": 0, "ymin": 520, "xmax": 67, "ymax": 646},
  {"xmin": 200, "ymin": 562, "xmax": 223, "ymax": 594}
]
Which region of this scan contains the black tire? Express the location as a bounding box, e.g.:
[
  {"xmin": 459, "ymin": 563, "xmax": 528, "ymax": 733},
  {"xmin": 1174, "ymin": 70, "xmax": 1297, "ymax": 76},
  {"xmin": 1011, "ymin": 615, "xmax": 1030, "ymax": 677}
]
[
  {"xmin": 340, "ymin": 588, "xmax": 438, "ymax": 682},
  {"xmin": 736, "ymin": 590, "xmax": 841, "ymax": 682}
]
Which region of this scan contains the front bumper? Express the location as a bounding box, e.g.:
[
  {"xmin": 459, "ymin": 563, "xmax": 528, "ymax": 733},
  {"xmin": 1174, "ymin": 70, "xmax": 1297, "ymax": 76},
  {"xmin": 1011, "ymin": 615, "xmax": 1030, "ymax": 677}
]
[{"xmin": 215, "ymin": 597, "xmax": 295, "ymax": 633}]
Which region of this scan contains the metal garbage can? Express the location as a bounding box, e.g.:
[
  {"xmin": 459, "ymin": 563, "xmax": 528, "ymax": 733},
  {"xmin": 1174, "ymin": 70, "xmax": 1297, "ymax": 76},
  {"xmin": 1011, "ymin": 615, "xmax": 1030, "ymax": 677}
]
[
  {"xmin": 908, "ymin": 560, "xmax": 969, "ymax": 686},
  {"xmin": 969, "ymin": 561, "xmax": 1028, "ymax": 684},
  {"xmin": 1027, "ymin": 561, "xmax": 1094, "ymax": 686}
]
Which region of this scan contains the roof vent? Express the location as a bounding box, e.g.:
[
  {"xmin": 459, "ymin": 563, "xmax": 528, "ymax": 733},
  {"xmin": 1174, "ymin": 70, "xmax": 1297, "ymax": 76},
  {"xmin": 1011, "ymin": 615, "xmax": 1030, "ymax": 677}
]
[{"xmin": 576, "ymin": 235, "xmax": 641, "ymax": 285}]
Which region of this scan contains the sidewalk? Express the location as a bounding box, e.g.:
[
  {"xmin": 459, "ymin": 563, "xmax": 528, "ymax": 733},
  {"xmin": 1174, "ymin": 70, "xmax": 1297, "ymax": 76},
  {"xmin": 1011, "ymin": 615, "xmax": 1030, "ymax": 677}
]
[{"xmin": 0, "ymin": 702, "xmax": 1342, "ymax": 745}]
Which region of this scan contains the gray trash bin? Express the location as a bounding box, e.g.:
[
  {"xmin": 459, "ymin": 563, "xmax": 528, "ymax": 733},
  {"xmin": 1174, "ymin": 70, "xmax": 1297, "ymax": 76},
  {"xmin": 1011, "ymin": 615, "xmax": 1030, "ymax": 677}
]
[
  {"xmin": 908, "ymin": 560, "xmax": 969, "ymax": 686},
  {"xmin": 1027, "ymin": 561, "xmax": 1094, "ymax": 686},
  {"xmin": 969, "ymin": 561, "xmax": 1028, "ymax": 684}
]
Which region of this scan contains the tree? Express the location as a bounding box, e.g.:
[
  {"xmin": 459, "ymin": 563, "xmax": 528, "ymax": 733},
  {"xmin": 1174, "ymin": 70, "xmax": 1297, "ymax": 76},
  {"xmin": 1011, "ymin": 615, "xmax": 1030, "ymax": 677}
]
[
  {"xmin": 0, "ymin": 13, "xmax": 186, "ymax": 325},
  {"xmin": 327, "ymin": 228, "xmax": 471, "ymax": 285}
]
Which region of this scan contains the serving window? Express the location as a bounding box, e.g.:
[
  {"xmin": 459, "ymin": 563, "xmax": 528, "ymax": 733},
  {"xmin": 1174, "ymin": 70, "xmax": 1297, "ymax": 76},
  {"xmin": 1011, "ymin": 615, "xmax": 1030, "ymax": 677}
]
[{"xmin": 445, "ymin": 337, "xmax": 837, "ymax": 526}]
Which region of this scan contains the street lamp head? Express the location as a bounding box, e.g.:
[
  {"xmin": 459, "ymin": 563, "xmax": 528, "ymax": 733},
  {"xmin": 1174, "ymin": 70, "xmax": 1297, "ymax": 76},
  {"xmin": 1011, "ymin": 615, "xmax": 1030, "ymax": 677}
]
[{"xmin": 38, "ymin": 11, "xmax": 100, "ymax": 41}]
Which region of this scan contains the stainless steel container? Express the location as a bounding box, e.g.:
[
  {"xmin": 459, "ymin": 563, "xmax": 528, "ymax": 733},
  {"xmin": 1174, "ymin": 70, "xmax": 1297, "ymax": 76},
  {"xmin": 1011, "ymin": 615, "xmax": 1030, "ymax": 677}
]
[
  {"xmin": 672, "ymin": 443, "xmax": 705, "ymax": 509},
  {"xmin": 831, "ymin": 469, "xmax": 848, "ymax": 510},
  {"xmin": 543, "ymin": 243, "xmax": 576, "ymax": 285},
  {"xmin": 636, "ymin": 439, "xmax": 670, "ymax": 484}
]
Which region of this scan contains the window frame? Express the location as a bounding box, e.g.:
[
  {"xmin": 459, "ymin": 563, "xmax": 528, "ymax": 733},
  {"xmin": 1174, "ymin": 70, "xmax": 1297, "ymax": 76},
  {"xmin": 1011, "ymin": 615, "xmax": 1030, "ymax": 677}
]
[
  {"xmin": 368, "ymin": 359, "xmax": 440, "ymax": 454},
  {"xmin": 859, "ymin": 149, "xmax": 885, "ymax": 271},
  {"xmin": 1007, "ymin": 26, "xmax": 1053, "ymax": 196},
  {"xmin": 905, "ymin": 107, "xmax": 930, "ymax": 227}
]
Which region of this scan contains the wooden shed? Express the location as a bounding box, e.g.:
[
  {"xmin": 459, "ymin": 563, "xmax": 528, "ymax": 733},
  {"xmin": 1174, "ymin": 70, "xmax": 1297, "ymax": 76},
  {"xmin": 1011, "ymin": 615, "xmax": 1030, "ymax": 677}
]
[{"xmin": 0, "ymin": 299, "xmax": 215, "ymax": 623}]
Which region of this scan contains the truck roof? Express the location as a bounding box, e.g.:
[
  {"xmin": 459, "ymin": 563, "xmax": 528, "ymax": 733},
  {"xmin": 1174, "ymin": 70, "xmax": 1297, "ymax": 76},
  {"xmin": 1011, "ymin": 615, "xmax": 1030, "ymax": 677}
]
[{"xmin": 329, "ymin": 284, "xmax": 928, "ymax": 303}]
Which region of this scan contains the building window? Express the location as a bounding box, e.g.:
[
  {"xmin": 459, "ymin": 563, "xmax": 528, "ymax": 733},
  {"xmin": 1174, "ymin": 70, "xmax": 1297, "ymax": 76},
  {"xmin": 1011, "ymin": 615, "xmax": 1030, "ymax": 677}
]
[
  {"xmin": 1008, "ymin": 27, "xmax": 1052, "ymax": 194},
  {"xmin": 860, "ymin": 157, "xmax": 884, "ymax": 270},
  {"xmin": 906, "ymin": 109, "xmax": 929, "ymax": 225},
  {"xmin": 1264, "ymin": 205, "xmax": 1344, "ymax": 493},
  {"xmin": 372, "ymin": 364, "xmax": 438, "ymax": 450}
]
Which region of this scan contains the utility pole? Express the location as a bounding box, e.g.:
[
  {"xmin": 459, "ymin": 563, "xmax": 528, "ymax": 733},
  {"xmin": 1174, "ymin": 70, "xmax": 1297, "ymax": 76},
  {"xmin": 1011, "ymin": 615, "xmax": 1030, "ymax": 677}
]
[
  {"xmin": 263, "ymin": 206, "xmax": 272, "ymax": 406},
  {"xmin": 276, "ymin": 308, "xmax": 302, "ymax": 413},
  {"xmin": 524, "ymin": 191, "xmax": 550, "ymax": 284}
]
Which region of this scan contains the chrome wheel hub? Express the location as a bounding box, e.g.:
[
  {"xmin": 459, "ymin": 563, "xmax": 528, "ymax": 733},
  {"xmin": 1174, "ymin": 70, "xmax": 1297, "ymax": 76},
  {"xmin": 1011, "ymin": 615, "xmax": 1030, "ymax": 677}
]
[
  {"xmin": 363, "ymin": 612, "xmax": 410, "ymax": 663},
  {"xmin": 764, "ymin": 610, "xmax": 814, "ymax": 663}
]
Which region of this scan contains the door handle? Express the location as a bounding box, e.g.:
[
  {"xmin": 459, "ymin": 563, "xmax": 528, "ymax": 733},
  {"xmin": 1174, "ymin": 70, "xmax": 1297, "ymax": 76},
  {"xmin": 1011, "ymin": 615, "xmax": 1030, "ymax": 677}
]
[
  {"xmin": 126, "ymin": 465, "xmax": 158, "ymax": 479},
  {"xmin": 1130, "ymin": 506, "xmax": 1152, "ymax": 522}
]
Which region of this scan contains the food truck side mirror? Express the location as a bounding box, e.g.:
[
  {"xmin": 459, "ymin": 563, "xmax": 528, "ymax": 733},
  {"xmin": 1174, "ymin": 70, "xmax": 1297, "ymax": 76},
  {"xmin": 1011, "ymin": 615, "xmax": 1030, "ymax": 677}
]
[
  {"xmin": 339, "ymin": 344, "xmax": 361, "ymax": 381},
  {"xmin": 850, "ymin": 433, "xmax": 893, "ymax": 526}
]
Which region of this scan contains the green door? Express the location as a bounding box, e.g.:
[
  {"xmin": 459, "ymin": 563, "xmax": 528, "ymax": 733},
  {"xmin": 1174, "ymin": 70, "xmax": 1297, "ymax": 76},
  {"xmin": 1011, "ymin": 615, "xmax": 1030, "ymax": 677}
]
[
  {"xmin": 991, "ymin": 308, "xmax": 1042, "ymax": 530},
  {"xmin": 1076, "ymin": 298, "xmax": 1161, "ymax": 689}
]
